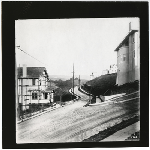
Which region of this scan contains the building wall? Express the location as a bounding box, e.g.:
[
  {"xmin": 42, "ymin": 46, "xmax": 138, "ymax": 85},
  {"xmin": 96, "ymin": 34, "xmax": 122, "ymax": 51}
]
[
  {"xmin": 18, "ymin": 77, "xmax": 50, "ymax": 111},
  {"xmin": 117, "ymin": 46, "xmax": 129, "ymax": 85},
  {"xmin": 116, "ymin": 31, "xmax": 140, "ymax": 86},
  {"xmin": 128, "ymin": 33, "xmax": 135, "ymax": 82},
  {"xmin": 134, "ymin": 32, "xmax": 140, "ymax": 81}
]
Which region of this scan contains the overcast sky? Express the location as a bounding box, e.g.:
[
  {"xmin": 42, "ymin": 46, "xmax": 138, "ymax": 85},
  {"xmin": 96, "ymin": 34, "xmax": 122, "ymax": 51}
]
[{"xmin": 16, "ymin": 18, "xmax": 139, "ymax": 78}]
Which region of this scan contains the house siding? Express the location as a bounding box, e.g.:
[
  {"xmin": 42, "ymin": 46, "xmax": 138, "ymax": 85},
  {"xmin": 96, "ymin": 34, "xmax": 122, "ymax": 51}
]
[
  {"xmin": 18, "ymin": 67, "xmax": 52, "ymax": 111},
  {"xmin": 117, "ymin": 46, "xmax": 129, "ymax": 85},
  {"xmin": 116, "ymin": 30, "xmax": 140, "ymax": 86}
]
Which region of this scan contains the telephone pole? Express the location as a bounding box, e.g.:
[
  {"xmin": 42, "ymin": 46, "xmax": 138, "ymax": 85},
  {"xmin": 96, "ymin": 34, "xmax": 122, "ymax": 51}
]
[
  {"xmin": 72, "ymin": 63, "xmax": 74, "ymax": 95},
  {"xmin": 78, "ymin": 75, "xmax": 80, "ymax": 87}
]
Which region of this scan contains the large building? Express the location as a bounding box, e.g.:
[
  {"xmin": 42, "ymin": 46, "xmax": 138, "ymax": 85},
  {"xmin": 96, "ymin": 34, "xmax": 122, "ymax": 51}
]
[
  {"xmin": 109, "ymin": 64, "xmax": 117, "ymax": 74},
  {"xmin": 101, "ymin": 64, "xmax": 117, "ymax": 75},
  {"xmin": 17, "ymin": 65, "xmax": 53, "ymax": 110},
  {"xmin": 115, "ymin": 22, "xmax": 140, "ymax": 86}
]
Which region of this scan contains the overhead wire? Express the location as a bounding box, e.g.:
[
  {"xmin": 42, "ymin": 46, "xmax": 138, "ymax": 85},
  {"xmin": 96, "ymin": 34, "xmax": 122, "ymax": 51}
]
[
  {"xmin": 16, "ymin": 46, "xmax": 74, "ymax": 95},
  {"xmin": 17, "ymin": 46, "xmax": 64, "ymax": 94},
  {"xmin": 16, "ymin": 46, "xmax": 51, "ymax": 68}
]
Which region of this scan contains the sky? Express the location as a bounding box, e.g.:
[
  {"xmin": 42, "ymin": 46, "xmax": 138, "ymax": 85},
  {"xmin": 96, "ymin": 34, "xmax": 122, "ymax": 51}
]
[{"xmin": 15, "ymin": 18, "xmax": 139, "ymax": 79}]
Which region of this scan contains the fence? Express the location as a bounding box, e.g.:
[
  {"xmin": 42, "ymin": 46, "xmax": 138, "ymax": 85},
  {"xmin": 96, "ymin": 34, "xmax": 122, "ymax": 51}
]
[
  {"xmin": 17, "ymin": 93, "xmax": 78, "ymax": 122},
  {"xmin": 18, "ymin": 102, "xmax": 53, "ymax": 121}
]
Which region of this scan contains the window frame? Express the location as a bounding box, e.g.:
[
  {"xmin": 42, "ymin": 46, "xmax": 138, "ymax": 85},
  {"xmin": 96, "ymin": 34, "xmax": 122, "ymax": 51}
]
[
  {"xmin": 45, "ymin": 93, "xmax": 48, "ymax": 99},
  {"xmin": 123, "ymin": 54, "xmax": 126, "ymax": 61},
  {"xmin": 132, "ymin": 37, "xmax": 135, "ymax": 43},
  {"xmin": 32, "ymin": 92, "xmax": 37, "ymax": 100}
]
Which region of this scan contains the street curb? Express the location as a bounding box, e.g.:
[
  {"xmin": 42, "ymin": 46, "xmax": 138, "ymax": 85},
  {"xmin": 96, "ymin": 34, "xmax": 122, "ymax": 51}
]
[{"xmin": 17, "ymin": 99, "xmax": 80, "ymax": 124}]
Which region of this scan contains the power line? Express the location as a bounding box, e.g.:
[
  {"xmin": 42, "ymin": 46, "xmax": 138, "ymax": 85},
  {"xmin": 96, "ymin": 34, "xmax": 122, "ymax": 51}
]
[{"xmin": 16, "ymin": 46, "xmax": 51, "ymax": 68}]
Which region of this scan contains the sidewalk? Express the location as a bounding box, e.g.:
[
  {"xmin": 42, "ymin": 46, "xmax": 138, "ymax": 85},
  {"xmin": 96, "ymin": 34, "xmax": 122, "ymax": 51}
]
[
  {"xmin": 101, "ymin": 121, "xmax": 140, "ymax": 141},
  {"xmin": 17, "ymin": 105, "xmax": 59, "ymax": 124},
  {"xmin": 17, "ymin": 100, "xmax": 78, "ymax": 124}
]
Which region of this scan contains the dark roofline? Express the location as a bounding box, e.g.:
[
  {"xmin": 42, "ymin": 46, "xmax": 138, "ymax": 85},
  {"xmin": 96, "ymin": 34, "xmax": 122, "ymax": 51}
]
[
  {"xmin": 114, "ymin": 30, "xmax": 138, "ymax": 52},
  {"xmin": 17, "ymin": 67, "xmax": 48, "ymax": 78}
]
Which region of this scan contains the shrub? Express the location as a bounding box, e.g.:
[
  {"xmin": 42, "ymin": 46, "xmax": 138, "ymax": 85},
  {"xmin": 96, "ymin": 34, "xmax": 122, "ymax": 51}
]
[
  {"xmin": 108, "ymin": 80, "xmax": 139, "ymax": 95},
  {"xmin": 62, "ymin": 93, "xmax": 76, "ymax": 102}
]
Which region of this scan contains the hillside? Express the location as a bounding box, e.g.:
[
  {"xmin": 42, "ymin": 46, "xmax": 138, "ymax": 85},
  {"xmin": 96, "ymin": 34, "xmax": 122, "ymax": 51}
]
[
  {"xmin": 52, "ymin": 79, "xmax": 77, "ymax": 102},
  {"xmin": 50, "ymin": 77, "xmax": 88, "ymax": 102},
  {"xmin": 82, "ymin": 73, "xmax": 117, "ymax": 96}
]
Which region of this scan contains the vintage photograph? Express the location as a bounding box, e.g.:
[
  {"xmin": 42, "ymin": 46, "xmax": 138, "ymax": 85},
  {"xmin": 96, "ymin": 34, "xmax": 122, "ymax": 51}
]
[{"xmin": 15, "ymin": 18, "xmax": 140, "ymax": 143}]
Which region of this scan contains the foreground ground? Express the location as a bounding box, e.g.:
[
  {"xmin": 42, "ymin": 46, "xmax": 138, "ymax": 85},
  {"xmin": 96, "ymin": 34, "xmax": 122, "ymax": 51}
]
[{"xmin": 17, "ymin": 87, "xmax": 140, "ymax": 143}]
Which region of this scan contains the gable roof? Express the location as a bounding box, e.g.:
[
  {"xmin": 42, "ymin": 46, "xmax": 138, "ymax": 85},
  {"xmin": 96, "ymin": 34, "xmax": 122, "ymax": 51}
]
[
  {"xmin": 114, "ymin": 30, "xmax": 138, "ymax": 52},
  {"xmin": 17, "ymin": 67, "xmax": 47, "ymax": 78}
]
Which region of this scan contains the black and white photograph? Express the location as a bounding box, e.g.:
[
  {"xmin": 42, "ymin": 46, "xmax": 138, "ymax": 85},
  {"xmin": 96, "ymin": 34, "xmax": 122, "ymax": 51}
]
[{"xmin": 15, "ymin": 18, "xmax": 140, "ymax": 143}]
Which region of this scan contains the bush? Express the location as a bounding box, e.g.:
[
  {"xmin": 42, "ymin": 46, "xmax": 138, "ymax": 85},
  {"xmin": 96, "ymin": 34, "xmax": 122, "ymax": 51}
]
[
  {"xmin": 107, "ymin": 80, "xmax": 139, "ymax": 95},
  {"xmin": 62, "ymin": 93, "xmax": 76, "ymax": 102}
]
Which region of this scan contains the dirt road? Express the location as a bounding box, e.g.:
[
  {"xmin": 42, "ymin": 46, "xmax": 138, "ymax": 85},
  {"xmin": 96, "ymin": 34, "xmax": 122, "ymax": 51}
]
[{"xmin": 17, "ymin": 87, "xmax": 139, "ymax": 143}]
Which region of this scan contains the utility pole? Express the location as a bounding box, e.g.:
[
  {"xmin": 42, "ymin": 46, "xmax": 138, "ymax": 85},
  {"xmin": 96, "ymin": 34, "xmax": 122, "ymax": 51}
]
[
  {"xmin": 72, "ymin": 63, "xmax": 74, "ymax": 95},
  {"xmin": 15, "ymin": 50, "xmax": 19, "ymax": 121},
  {"xmin": 78, "ymin": 75, "xmax": 80, "ymax": 88}
]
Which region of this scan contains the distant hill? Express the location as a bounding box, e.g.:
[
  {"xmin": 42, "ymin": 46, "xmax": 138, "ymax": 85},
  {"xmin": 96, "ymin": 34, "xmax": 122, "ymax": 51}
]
[
  {"xmin": 82, "ymin": 73, "xmax": 117, "ymax": 96},
  {"xmin": 49, "ymin": 75, "xmax": 72, "ymax": 81},
  {"xmin": 49, "ymin": 75, "xmax": 90, "ymax": 81}
]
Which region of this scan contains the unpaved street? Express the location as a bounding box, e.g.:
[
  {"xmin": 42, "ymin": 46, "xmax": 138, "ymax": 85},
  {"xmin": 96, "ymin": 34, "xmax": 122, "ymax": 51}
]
[{"xmin": 17, "ymin": 87, "xmax": 139, "ymax": 143}]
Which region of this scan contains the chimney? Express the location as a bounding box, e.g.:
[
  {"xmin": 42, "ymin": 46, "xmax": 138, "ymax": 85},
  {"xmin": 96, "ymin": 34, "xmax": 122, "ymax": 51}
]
[
  {"xmin": 23, "ymin": 64, "xmax": 27, "ymax": 77},
  {"xmin": 129, "ymin": 22, "xmax": 131, "ymax": 31},
  {"xmin": 129, "ymin": 20, "xmax": 139, "ymax": 31}
]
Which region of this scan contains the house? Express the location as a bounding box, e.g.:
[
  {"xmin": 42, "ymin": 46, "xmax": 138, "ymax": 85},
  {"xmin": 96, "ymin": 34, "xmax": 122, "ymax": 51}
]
[
  {"xmin": 17, "ymin": 64, "xmax": 53, "ymax": 110},
  {"xmin": 114, "ymin": 22, "xmax": 140, "ymax": 86},
  {"xmin": 109, "ymin": 64, "xmax": 117, "ymax": 74},
  {"xmin": 102, "ymin": 64, "xmax": 117, "ymax": 75},
  {"xmin": 90, "ymin": 73, "xmax": 94, "ymax": 80},
  {"xmin": 102, "ymin": 69, "xmax": 109, "ymax": 75}
]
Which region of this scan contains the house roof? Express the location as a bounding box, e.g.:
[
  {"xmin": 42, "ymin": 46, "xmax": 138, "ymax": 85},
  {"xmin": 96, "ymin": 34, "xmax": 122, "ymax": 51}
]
[
  {"xmin": 17, "ymin": 67, "xmax": 48, "ymax": 78},
  {"xmin": 114, "ymin": 30, "xmax": 138, "ymax": 52}
]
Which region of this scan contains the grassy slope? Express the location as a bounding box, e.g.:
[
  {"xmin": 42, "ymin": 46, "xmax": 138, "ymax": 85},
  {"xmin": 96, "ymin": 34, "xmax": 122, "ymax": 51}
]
[{"xmin": 82, "ymin": 73, "xmax": 117, "ymax": 96}]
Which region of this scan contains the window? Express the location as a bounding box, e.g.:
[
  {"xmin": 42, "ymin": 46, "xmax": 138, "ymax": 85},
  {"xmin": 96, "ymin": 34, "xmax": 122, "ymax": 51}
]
[
  {"xmin": 133, "ymin": 50, "xmax": 135, "ymax": 58},
  {"xmin": 39, "ymin": 80, "xmax": 41, "ymax": 86},
  {"xmin": 45, "ymin": 93, "xmax": 48, "ymax": 99},
  {"xmin": 32, "ymin": 79, "xmax": 35, "ymax": 85},
  {"xmin": 123, "ymin": 54, "xmax": 126, "ymax": 61},
  {"xmin": 32, "ymin": 92, "xmax": 37, "ymax": 99},
  {"xmin": 133, "ymin": 37, "xmax": 135, "ymax": 43}
]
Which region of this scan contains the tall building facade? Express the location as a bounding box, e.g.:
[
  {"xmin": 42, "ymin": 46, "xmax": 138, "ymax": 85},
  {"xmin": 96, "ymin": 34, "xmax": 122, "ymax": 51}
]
[{"xmin": 115, "ymin": 22, "xmax": 140, "ymax": 86}]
